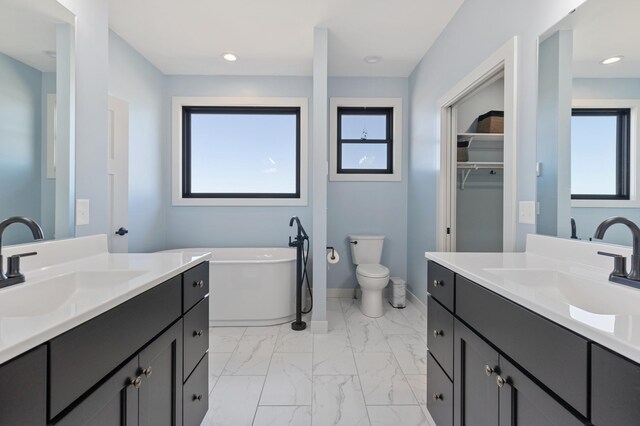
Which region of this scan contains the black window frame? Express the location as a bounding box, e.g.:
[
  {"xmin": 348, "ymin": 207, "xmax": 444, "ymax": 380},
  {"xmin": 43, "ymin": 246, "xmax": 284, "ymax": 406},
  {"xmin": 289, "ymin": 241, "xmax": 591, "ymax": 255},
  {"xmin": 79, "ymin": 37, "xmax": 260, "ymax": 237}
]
[
  {"xmin": 182, "ymin": 105, "xmax": 301, "ymax": 199},
  {"xmin": 336, "ymin": 107, "xmax": 393, "ymax": 174},
  {"xmin": 571, "ymin": 108, "xmax": 631, "ymax": 200}
]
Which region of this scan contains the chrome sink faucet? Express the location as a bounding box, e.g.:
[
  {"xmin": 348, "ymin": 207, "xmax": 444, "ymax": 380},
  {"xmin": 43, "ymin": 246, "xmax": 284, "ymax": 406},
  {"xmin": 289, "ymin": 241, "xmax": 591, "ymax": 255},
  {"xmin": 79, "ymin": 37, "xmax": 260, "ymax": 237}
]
[
  {"xmin": 594, "ymin": 216, "xmax": 640, "ymax": 287},
  {"xmin": 0, "ymin": 217, "xmax": 44, "ymax": 288}
]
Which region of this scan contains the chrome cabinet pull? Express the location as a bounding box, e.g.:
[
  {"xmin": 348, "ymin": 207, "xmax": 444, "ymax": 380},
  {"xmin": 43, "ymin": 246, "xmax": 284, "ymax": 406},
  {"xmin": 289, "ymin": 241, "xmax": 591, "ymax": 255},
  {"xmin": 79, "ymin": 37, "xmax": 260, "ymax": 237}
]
[
  {"xmin": 193, "ymin": 394, "xmax": 203, "ymax": 401},
  {"xmin": 485, "ymin": 365, "xmax": 495, "ymax": 376},
  {"xmin": 193, "ymin": 280, "xmax": 204, "ymax": 288},
  {"xmin": 130, "ymin": 376, "xmax": 142, "ymax": 389},
  {"xmin": 496, "ymin": 375, "xmax": 506, "ymax": 388},
  {"xmin": 143, "ymin": 367, "xmax": 152, "ymax": 377},
  {"xmin": 432, "ymin": 393, "xmax": 443, "ymax": 401},
  {"xmin": 433, "ymin": 279, "xmax": 442, "ymax": 287},
  {"xmin": 194, "ymin": 329, "xmax": 204, "ymax": 337},
  {"xmin": 433, "ymin": 330, "xmax": 444, "ymax": 337}
]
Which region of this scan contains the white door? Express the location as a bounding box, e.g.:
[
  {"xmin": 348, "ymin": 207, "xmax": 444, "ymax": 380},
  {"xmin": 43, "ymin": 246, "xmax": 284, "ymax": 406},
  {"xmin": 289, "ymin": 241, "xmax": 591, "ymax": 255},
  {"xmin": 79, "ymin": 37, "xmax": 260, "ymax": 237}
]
[{"xmin": 107, "ymin": 96, "xmax": 129, "ymax": 253}]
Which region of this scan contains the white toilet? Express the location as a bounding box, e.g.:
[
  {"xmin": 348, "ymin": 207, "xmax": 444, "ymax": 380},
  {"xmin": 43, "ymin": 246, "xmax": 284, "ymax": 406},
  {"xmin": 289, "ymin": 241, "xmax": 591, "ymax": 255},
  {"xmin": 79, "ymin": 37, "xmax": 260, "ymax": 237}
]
[{"xmin": 349, "ymin": 235, "xmax": 390, "ymax": 318}]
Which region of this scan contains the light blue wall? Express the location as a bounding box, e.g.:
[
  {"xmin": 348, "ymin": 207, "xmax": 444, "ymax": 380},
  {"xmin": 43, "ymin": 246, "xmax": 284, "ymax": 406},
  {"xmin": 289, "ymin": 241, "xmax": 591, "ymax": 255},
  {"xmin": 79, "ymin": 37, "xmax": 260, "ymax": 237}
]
[
  {"xmin": 327, "ymin": 77, "xmax": 409, "ymax": 289},
  {"xmin": 571, "ymin": 77, "xmax": 640, "ymax": 245},
  {"xmin": 0, "ymin": 53, "xmax": 42, "ymax": 244},
  {"xmin": 109, "ymin": 31, "xmax": 167, "ymax": 252},
  {"xmin": 163, "ymin": 75, "xmax": 314, "ymax": 249},
  {"xmin": 41, "ymin": 72, "xmax": 56, "ymax": 240},
  {"xmin": 573, "ymin": 78, "xmax": 640, "ymax": 99},
  {"xmin": 407, "ymin": 0, "xmax": 586, "ymax": 302},
  {"xmin": 536, "ymin": 30, "xmax": 573, "ymax": 238},
  {"xmin": 58, "ymin": 0, "xmax": 109, "ymax": 238}
]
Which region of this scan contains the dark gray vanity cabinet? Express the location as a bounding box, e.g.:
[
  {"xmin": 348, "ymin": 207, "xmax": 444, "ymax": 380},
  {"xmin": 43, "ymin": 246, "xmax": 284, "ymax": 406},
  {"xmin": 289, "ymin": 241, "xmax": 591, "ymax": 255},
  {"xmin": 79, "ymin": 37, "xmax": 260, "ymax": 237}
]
[
  {"xmin": 453, "ymin": 320, "xmax": 499, "ymax": 426},
  {"xmin": 427, "ymin": 261, "xmax": 590, "ymax": 426},
  {"xmin": 591, "ymin": 344, "xmax": 640, "ymax": 426},
  {"xmin": 0, "ymin": 345, "xmax": 47, "ymax": 425}
]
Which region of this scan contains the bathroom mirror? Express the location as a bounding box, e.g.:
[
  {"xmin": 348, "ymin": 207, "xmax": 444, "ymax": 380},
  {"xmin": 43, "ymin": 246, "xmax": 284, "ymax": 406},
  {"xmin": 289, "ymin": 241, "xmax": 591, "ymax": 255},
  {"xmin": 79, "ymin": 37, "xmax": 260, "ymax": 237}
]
[
  {"xmin": 0, "ymin": 0, "xmax": 76, "ymax": 245},
  {"xmin": 536, "ymin": 0, "xmax": 640, "ymax": 246}
]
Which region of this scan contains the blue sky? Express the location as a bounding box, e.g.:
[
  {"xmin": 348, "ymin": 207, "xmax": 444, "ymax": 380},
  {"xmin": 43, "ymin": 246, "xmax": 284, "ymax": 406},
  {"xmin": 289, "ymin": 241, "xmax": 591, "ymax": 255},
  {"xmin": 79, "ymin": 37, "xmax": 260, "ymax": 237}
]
[
  {"xmin": 571, "ymin": 115, "xmax": 617, "ymax": 195},
  {"xmin": 340, "ymin": 114, "xmax": 388, "ymax": 169},
  {"xmin": 190, "ymin": 113, "xmax": 297, "ymax": 194}
]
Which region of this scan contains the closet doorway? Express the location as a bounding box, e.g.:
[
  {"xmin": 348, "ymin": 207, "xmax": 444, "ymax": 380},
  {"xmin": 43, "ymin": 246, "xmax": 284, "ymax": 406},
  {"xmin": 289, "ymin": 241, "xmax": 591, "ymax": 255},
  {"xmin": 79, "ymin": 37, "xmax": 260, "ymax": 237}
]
[{"xmin": 437, "ymin": 37, "xmax": 518, "ymax": 252}]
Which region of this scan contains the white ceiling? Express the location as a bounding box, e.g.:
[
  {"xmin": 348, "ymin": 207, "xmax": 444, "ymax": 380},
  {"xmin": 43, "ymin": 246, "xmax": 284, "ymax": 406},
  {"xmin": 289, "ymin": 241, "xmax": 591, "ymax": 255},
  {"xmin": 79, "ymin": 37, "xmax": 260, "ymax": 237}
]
[
  {"xmin": 545, "ymin": 0, "xmax": 640, "ymax": 78},
  {"xmin": 108, "ymin": 0, "xmax": 464, "ymax": 77},
  {"xmin": 0, "ymin": 0, "xmax": 75, "ymax": 72}
]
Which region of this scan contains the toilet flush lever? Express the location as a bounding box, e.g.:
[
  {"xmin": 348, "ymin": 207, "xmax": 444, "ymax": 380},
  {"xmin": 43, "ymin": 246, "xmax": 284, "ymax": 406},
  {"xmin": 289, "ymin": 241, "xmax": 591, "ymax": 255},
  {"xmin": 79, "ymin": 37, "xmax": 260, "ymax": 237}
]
[{"xmin": 350, "ymin": 241, "xmax": 358, "ymax": 245}]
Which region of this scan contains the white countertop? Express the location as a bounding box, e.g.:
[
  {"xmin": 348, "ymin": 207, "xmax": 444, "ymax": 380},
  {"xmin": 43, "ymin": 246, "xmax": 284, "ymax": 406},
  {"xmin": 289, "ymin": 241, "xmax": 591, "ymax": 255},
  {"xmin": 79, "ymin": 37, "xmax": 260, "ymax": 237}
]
[
  {"xmin": 425, "ymin": 234, "xmax": 640, "ymax": 364},
  {"xmin": 0, "ymin": 235, "xmax": 211, "ymax": 365}
]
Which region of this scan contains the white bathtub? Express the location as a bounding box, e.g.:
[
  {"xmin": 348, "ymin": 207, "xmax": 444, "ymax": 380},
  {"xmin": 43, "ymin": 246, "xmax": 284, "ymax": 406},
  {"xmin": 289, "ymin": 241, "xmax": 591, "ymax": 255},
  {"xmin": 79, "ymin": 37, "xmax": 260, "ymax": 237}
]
[{"xmin": 159, "ymin": 247, "xmax": 297, "ymax": 326}]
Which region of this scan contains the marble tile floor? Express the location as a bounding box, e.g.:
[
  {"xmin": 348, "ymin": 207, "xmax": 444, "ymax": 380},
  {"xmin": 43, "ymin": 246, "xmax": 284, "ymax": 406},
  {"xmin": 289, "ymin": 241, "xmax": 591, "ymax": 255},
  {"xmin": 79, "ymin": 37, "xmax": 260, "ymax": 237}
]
[{"xmin": 201, "ymin": 298, "xmax": 434, "ymax": 426}]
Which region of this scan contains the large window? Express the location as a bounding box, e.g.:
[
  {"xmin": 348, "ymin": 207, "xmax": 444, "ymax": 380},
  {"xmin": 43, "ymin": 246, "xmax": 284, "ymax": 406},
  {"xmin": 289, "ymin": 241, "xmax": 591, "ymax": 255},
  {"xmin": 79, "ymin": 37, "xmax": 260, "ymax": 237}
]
[
  {"xmin": 329, "ymin": 98, "xmax": 403, "ymax": 182},
  {"xmin": 337, "ymin": 107, "xmax": 393, "ymax": 174},
  {"xmin": 571, "ymin": 108, "xmax": 630, "ymax": 200},
  {"xmin": 172, "ymin": 97, "xmax": 308, "ymax": 206}
]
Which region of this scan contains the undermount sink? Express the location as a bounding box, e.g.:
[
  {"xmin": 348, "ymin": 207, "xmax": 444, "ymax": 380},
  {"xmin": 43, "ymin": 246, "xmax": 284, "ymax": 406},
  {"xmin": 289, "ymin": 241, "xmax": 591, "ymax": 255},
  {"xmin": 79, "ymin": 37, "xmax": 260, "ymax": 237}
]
[
  {"xmin": 0, "ymin": 270, "xmax": 148, "ymax": 317},
  {"xmin": 484, "ymin": 268, "xmax": 638, "ymax": 316}
]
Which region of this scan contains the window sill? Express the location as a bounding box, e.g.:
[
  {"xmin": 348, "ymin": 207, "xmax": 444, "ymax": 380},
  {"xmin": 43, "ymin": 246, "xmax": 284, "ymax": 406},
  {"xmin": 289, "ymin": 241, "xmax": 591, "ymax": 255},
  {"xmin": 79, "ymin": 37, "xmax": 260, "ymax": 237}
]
[
  {"xmin": 571, "ymin": 199, "xmax": 640, "ymax": 209},
  {"xmin": 172, "ymin": 196, "xmax": 308, "ymax": 207},
  {"xmin": 329, "ymin": 173, "xmax": 402, "ymax": 182}
]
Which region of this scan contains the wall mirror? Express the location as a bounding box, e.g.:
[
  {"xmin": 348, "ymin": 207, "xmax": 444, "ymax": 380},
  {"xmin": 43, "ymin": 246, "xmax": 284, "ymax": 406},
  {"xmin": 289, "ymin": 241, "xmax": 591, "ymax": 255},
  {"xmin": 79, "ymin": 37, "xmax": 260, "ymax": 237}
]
[
  {"xmin": 536, "ymin": 0, "xmax": 640, "ymax": 246},
  {"xmin": 0, "ymin": 0, "xmax": 76, "ymax": 244}
]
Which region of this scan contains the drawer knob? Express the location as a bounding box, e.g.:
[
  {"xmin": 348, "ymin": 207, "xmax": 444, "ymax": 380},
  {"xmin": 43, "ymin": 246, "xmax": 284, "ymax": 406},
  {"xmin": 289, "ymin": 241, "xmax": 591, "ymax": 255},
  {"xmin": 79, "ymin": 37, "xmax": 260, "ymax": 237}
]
[
  {"xmin": 484, "ymin": 365, "xmax": 495, "ymax": 376},
  {"xmin": 496, "ymin": 375, "xmax": 506, "ymax": 388},
  {"xmin": 193, "ymin": 394, "xmax": 203, "ymax": 401},
  {"xmin": 433, "ymin": 279, "xmax": 442, "ymax": 287},
  {"xmin": 433, "ymin": 330, "xmax": 444, "ymax": 337},
  {"xmin": 143, "ymin": 367, "xmax": 152, "ymax": 377},
  {"xmin": 194, "ymin": 329, "xmax": 204, "ymax": 337},
  {"xmin": 130, "ymin": 376, "xmax": 142, "ymax": 389},
  {"xmin": 193, "ymin": 280, "xmax": 204, "ymax": 288},
  {"xmin": 432, "ymin": 393, "xmax": 443, "ymax": 401}
]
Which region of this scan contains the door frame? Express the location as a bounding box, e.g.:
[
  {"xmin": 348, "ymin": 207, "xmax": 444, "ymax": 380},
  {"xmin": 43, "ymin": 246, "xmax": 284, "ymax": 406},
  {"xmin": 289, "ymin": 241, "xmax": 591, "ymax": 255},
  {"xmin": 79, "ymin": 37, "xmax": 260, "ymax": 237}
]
[{"xmin": 436, "ymin": 37, "xmax": 518, "ymax": 252}]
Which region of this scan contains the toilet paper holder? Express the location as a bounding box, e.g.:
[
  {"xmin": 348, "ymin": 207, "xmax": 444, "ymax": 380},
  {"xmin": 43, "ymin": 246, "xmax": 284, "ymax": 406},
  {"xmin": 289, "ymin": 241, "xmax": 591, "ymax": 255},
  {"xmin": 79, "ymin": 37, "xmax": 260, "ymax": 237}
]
[{"xmin": 326, "ymin": 246, "xmax": 336, "ymax": 260}]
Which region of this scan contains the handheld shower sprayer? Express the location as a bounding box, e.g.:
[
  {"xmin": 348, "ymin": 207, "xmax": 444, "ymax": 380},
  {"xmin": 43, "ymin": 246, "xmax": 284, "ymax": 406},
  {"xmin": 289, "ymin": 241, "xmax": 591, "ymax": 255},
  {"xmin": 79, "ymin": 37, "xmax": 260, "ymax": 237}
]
[{"xmin": 289, "ymin": 216, "xmax": 311, "ymax": 331}]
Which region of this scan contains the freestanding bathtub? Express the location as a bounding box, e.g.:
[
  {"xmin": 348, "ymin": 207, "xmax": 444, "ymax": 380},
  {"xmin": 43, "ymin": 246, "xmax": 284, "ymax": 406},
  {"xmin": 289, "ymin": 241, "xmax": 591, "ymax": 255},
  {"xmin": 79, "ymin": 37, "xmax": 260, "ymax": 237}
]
[{"xmin": 159, "ymin": 248, "xmax": 297, "ymax": 326}]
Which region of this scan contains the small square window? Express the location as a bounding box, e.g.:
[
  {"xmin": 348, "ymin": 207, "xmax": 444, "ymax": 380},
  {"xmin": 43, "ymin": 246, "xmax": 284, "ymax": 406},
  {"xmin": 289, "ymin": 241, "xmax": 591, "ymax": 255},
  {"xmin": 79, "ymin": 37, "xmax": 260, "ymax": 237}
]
[
  {"xmin": 337, "ymin": 107, "xmax": 393, "ymax": 174},
  {"xmin": 571, "ymin": 108, "xmax": 630, "ymax": 200}
]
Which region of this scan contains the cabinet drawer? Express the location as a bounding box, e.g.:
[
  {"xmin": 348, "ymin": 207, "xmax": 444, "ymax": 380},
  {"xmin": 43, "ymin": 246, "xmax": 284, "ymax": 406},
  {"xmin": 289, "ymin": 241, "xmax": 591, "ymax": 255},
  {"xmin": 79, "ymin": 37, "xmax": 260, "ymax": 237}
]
[
  {"xmin": 455, "ymin": 275, "xmax": 588, "ymax": 417},
  {"xmin": 427, "ymin": 352, "xmax": 453, "ymax": 426},
  {"xmin": 427, "ymin": 295, "xmax": 454, "ymax": 379},
  {"xmin": 184, "ymin": 297, "xmax": 209, "ymax": 379},
  {"xmin": 183, "ymin": 353, "xmax": 209, "ymax": 426},
  {"xmin": 427, "ymin": 261, "xmax": 455, "ymax": 311},
  {"xmin": 49, "ymin": 276, "xmax": 182, "ymax": 419},
  {"xmin": 592, "ymin": 344, "xmax": 640, "ymax": 426},
  {"xmin": 183, "ymin": 261, "xmax": 209, "ymax": 313}
]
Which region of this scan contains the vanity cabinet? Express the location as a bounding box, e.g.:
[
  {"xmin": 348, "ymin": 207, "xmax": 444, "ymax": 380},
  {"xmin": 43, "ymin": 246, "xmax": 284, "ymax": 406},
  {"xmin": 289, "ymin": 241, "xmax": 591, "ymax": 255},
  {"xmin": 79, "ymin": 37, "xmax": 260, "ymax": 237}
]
[
  {"xmin": 427, "ymin": 260, "xmax": 589, "ymax": 426},
  {"xmin": 453, "ymin": 320, "xmax": 584, "ymax": 426},
  {"xmin": 0, "ymin": 261, "xmax": 209, "ymax": 426},
  {"xmin": 0, "ymin": 345, "xmax": 47, "ymax": 425}
]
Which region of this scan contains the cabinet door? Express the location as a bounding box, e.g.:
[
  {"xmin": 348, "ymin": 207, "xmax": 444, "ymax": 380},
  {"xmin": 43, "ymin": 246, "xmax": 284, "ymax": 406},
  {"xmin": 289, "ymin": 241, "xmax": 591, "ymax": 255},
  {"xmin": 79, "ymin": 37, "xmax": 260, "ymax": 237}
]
[
  {"xmin": 498, "ymin": 356, "xmax": 586, "ymax": 426},
  {"xmin": 139, "ymin": 320, "xmax": 183, "ymax": 426},
  {"xmin": 454, "ymin": 320, "xmax": 499, "ymax": 426},
  {"xmin": 0, "ymin": 345, "xmax": 47, "ymax": 425},
  {"xmin": 55, "ymin": 357, "xmax": 140, "ymax": 426}
]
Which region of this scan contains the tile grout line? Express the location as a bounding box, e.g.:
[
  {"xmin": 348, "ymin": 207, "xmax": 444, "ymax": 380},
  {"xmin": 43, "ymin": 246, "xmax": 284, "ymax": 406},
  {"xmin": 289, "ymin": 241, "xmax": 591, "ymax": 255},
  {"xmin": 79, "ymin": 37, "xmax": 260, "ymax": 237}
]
[{"xmin": 251, "ymin": 326, "xmax": 280, "ymax": 425}]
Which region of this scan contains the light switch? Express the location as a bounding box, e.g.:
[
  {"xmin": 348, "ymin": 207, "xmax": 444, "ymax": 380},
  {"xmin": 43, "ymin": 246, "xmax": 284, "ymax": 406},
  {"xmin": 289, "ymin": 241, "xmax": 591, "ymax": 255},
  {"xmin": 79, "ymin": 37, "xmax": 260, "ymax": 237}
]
[
  {"xmin": 519, "ymin": 201, "xmax": 536, "ymax": 225},
  {"xmin": 76, "ymin": 199, "xmax": 90, "ymax": 226}
]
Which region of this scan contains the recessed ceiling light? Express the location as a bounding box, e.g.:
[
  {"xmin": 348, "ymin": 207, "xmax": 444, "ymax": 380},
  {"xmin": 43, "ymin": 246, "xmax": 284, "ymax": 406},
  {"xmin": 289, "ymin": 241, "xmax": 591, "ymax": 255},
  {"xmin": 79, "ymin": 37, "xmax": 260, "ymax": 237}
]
[
  {"xmin": 601, "ymin": 56, "xmax": 624, "ymax": 65},
  {"xmin": 364, "ymin": 55, "xmax": 381, "ymax": 64},
  {"xmin": 222, "ymin": 53, "xmax": 238, "ymax": 62}
]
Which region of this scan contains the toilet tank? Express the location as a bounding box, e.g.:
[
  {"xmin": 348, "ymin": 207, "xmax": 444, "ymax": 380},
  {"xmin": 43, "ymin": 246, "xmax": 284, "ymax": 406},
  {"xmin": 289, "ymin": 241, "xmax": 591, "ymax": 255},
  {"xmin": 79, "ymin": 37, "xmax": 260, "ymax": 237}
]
[{"xmin": 349, "ymin": 235, "xmax": 385, "ymax": 265}]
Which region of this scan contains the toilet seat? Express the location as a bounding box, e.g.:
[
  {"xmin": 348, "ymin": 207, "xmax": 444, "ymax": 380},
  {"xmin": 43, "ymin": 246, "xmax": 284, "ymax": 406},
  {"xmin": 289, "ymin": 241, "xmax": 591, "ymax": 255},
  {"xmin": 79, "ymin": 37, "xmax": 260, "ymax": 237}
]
[{"xmin": 357, "ymin": 263, "xmax": 390, "ymax": 278}]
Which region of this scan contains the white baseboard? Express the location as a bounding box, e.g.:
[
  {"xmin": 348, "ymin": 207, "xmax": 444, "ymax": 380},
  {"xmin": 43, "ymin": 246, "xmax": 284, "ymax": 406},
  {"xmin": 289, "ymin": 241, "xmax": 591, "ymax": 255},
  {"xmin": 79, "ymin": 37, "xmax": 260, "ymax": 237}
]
[
  {"xmin": 407, "ymin": 288, "xmax": 427, "ymax": 314},
  {"xmin": 311, "ymin": 320, "xmax": 328, "ymax": 333},
  {"xmin": 327, "ymin": 288, "xmax": 356, "ymax": 298}
]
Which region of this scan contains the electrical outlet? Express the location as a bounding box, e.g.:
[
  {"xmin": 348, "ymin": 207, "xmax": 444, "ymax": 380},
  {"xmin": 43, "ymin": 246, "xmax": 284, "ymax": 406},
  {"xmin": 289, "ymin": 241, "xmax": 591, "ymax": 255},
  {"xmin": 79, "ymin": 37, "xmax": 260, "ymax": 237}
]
[
  {"xmin": 76, "ymin": 199, "xmax": 90, "ymax": 226},
  {"xmin": 519, "ymin": 201, "xmax": 536, "ymax": 225}
]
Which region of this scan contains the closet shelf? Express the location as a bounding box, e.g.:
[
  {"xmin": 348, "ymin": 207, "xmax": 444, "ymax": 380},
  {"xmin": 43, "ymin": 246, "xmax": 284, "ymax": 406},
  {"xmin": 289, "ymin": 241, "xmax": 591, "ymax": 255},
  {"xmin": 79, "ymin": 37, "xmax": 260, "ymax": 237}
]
[
  {"xmin": 458, "ymin": 132, "xmax": 504, "ymax": 141},
  {"xmin": 457, "ymin": 162, "xmax": 503, "ymax": 190},
  {"xmin": 457, "ymin": 161, "xmax": 504, "ymax": 170}
]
